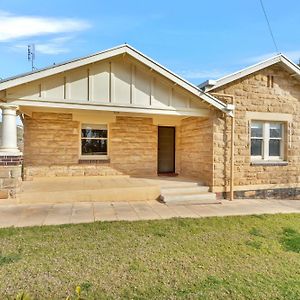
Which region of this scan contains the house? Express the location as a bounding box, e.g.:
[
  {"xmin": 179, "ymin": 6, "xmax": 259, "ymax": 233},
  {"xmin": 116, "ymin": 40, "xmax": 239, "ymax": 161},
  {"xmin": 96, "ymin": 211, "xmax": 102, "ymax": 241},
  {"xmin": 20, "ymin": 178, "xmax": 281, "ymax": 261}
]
[{"xmin": 0, "ymin": 44, "xmax": 299, "ymax": 201}]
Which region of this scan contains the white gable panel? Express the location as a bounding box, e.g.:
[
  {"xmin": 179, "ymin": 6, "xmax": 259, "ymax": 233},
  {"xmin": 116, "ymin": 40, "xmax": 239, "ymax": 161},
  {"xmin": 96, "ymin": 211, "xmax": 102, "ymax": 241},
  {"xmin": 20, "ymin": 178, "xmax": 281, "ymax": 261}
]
[
  {"xmin": 92, "ymin": 62, "xmax": 110, "ymax": 103},
  {"xmin": 134, "ymin": 68, "xmax": 151, "ymax": 106},
  {"xmin": 113, "ymin": 61, "xmax": 131, "ymax": 104},
  {"xmin": 5, "ymin": 54, "xmax": 212, "ymax": 116},
  {"xmin": 0, "ymin": 44, "xmax": 229, "ymax": 114},
  {"xmin": 152, "ymin": 79, "xmax": 170, "ymax": 108},
  {"xmin": 6, "ymin": 82, "xmax": 40, "ymax": 99},
  {"xmin": 190, "ymin": 98, "xmax": 205, "ymax": 109},
  {"xmin": 172, "ymin": 90, "xmax": 189, "ymax": 108},
  {"xmin": 69, "ymin": 68, "xmax": 88, "ymax": 101},
  {"xmin": 43, "ymin": 75, "xmax": 64, "ymax": 99}
]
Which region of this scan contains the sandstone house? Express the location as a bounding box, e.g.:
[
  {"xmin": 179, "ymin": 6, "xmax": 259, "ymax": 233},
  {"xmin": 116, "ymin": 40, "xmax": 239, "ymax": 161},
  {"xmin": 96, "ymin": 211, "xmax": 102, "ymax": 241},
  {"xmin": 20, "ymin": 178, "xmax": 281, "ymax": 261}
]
[{"xmin": 0, "ymin": 45, "xmax": 299, "ymax": 202}]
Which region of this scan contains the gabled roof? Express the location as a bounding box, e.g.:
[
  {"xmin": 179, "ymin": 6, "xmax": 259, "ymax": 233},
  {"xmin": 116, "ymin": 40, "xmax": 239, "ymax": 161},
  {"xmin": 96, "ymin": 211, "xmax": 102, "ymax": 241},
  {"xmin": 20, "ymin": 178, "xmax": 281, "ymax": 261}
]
[
  {"xmin": 0, "ymin": 44, "xmax": 232, "ymax": 115},
  {"xmin": 199, "ymin": 54, "xmax": 300, "ymax": 92}
]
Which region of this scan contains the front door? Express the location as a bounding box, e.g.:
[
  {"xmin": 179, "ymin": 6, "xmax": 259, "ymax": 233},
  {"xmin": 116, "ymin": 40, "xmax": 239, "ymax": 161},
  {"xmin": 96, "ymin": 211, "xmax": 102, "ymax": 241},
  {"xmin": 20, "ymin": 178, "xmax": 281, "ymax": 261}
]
[{"xmin": 158, "ymin": 126, "xmax": 175, "ymax": 173}]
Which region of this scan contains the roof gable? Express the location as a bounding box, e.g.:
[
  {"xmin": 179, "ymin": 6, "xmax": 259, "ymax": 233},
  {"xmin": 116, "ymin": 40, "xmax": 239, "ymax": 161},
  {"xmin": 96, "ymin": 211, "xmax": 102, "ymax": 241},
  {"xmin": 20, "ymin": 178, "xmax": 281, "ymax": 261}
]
[
  {"xmin": 200, "ymin": 54, "xmax": 300, "ymax": 92},
  {"xmin": 0, "ymin": 44, "xmax": 230, "ymax": 114}
]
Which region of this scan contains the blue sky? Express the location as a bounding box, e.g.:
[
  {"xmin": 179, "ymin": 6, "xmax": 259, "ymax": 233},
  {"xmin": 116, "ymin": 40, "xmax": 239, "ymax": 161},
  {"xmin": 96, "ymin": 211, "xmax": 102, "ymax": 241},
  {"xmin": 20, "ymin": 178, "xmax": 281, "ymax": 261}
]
[{"xmin": 1, "ymin": 0, "xmax": 300, "ymax": 85}]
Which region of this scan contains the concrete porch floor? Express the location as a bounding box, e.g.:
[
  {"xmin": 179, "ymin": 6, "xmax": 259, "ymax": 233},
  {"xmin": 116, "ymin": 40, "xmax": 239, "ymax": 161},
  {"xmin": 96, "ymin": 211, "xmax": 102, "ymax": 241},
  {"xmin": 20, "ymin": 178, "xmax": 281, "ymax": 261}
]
[
  {"xmin": 0, "ymin": 199, "xmax": 299, "ymax": 228},
  {"xmin": 16, "ymin": 175, "xmax": 211, "ymax": 204}
]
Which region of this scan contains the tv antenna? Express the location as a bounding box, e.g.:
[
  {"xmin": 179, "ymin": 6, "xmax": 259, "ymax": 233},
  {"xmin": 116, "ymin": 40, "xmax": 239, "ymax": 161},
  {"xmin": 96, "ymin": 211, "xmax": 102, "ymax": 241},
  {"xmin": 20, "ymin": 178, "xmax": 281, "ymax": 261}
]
[{"xmin": 27, "ymin": 44, "xmax": 36, "ymax": 71}]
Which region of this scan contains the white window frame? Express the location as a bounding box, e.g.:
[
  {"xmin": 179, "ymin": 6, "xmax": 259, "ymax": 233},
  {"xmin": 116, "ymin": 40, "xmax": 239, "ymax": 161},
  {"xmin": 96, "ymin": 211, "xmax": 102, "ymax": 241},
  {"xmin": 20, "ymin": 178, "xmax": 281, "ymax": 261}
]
[
  {"xmin": 80, "ymin": 123, "xmax": 109, "ymax": 160},
  {"xmin": 250, "ymin": 121, "xmax": 284, "ymax": 162}
]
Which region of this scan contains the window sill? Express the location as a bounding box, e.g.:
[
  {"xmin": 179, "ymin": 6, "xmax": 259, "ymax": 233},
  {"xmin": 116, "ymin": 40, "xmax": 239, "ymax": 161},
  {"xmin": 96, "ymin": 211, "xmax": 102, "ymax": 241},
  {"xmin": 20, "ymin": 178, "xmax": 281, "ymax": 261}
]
[
  {"xmin": 79, "ymin": 157, "xmax": 110, "ymax": 164},
  {"xmin": 250, "ymin": 161, "xmax": 288, "ymax": 166}
]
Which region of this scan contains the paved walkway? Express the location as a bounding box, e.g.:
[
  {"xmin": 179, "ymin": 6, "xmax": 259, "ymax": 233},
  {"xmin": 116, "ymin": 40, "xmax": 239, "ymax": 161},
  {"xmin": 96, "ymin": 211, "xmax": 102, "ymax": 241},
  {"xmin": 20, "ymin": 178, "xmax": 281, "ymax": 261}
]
[{"xmin": 0, "ymin": 199, "xmax": 300, "ymax": 228}]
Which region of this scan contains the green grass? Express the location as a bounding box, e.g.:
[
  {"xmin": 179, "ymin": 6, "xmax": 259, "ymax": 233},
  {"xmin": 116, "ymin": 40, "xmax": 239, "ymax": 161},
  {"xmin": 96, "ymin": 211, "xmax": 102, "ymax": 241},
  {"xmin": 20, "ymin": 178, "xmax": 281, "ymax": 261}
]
[{"xmin": 0, "ymin": 214, "xmax": 300, "ymax": 299}]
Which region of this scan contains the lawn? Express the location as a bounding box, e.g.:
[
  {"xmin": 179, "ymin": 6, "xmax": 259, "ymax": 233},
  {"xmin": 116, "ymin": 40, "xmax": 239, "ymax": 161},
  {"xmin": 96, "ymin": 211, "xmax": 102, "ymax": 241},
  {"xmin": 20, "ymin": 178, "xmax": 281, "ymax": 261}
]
[{"xmin": 1, "ymin": 214, "xmax": 300, "ymax": 299}]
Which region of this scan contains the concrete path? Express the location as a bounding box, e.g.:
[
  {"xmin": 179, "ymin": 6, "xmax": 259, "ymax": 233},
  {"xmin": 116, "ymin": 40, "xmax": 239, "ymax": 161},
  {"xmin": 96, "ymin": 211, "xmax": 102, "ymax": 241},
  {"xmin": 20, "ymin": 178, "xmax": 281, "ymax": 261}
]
[{"xmin": 0, "ymin": 199, "xmax": 300, "ymax": 228}]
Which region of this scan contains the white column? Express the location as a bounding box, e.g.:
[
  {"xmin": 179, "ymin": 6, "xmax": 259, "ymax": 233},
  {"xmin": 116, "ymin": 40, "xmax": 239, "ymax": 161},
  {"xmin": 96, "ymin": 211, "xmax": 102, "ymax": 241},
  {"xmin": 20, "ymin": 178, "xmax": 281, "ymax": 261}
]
[{"xmin": 0, "ymin": 104, "xmax": 21, "ymax": 155}]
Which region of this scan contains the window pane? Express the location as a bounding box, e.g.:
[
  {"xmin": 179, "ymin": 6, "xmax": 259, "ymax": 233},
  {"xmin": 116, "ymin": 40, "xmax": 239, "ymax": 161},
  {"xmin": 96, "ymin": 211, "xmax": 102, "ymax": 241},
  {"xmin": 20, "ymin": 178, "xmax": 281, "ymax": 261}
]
[
  {"xmin": 251, "ymin": 122, "xmax": 263, "ymax": 137},
  {"xmin": 81, "ymin": 139, "xmax": 107, "ymax": 155},
  {"xmin": 251, "ymin": 139, "xmax": 263, "ymax": 156},
  {"xmin": 81, "ymin": 129, "xmax": 107, "ymax": 138},
  {"xmin": 270, "ymin": 123, "xmax": 282, "ymax": 138},
  {"xmin": 269, "ymin": 139, "xmax": 281, "ymax": 156}
]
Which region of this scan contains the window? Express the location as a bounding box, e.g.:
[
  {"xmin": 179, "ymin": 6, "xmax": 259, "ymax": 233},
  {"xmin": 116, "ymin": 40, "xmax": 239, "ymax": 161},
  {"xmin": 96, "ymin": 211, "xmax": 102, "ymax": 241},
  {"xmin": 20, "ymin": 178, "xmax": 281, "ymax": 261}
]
[
  {"xmin": 81, "ymin": 124, "xmax": 108, "ymax": 157},
  {"xmin": 250, "ymin": 121, "xmax": 284, "ymax": 161}
]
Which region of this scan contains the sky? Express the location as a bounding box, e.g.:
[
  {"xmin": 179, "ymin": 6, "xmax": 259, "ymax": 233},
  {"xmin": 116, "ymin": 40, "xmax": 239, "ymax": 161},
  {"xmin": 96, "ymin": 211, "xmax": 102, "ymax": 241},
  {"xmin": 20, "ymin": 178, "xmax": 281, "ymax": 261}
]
[{"xmin": 1, "ymin": 0, "xmax": 300, "ymax": 85}]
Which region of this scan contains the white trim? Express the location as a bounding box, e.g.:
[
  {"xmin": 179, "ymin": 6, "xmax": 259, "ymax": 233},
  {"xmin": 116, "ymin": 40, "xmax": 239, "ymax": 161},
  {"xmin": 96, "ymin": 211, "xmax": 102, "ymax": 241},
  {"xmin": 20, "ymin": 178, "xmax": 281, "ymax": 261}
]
[
  {"xmin": 250, "ymin": 121, "xmax": 285, "ymax": 162},
  {"xmin": 201, "ymin": 54, "xmax": 300, "ymax": 91},
  {"xmin": 245, "ymin": 111, "xmax": 293, "ymax": 122},
  {"xmin": 15, "ymin": 99, "xmax": 212, "ymax": 117},
  {"xmin": 0, "ymin": 44, "xmax": 230, "ymax": 115}
]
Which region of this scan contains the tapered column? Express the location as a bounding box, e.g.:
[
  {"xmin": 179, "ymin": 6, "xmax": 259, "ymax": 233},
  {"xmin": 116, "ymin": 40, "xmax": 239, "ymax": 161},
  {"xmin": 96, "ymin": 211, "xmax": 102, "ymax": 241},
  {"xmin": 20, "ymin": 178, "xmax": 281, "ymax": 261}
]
[
  {"xmin": 0, "ymin": 104, "xmax": 22, "ymax": 199},
  {"xmin": 0, "ymin": 104, "xmax": 21, "ymax": 154}
]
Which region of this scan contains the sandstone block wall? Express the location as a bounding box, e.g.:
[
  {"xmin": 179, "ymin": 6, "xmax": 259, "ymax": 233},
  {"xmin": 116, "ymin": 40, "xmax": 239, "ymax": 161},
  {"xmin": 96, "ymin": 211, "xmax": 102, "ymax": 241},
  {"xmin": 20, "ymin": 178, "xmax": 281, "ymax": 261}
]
[
  {"xmin": 110, "ymin": 116, "xmax": 157, "ymax": 176},
  {"xmin": 24, "ymin": 112, "xmax": 79, "ymax": 165},
  {"xmin": 23, "ymin": 114, "xmax": 158, "ymax": 178},
  {"xmin": 23, "ymin": 112, "xmax": 215, "ymax": 182},
  {"xmin": 0, "ymin": 165, "xmax": 22, "ymax": 198},
  {"xmin": 180, "ymin": 117, "xmax": 213, "ymax": 186},
  {"xmin": 213, "ymin": 65, "xmax": 300, "ymax": 192}
]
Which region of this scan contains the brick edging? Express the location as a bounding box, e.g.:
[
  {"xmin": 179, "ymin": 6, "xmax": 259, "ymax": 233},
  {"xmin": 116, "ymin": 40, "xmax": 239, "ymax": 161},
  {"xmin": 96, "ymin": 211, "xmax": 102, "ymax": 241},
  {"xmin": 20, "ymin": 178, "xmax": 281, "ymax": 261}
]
[{"xmin": 0, "ymin": 155, "xmax": 23, "ymax": 166}]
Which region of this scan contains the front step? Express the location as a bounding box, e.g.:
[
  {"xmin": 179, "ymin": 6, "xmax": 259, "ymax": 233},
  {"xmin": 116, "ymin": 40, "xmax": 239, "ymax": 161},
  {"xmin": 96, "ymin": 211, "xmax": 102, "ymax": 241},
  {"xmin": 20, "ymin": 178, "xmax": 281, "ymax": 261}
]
[
  {"xmin": 160, "ymin": 184, "xmax": 220, "ymax": 205},
  {"xmin": 161, "ymin": 186, "xmax": 210, "ymax": 194}
]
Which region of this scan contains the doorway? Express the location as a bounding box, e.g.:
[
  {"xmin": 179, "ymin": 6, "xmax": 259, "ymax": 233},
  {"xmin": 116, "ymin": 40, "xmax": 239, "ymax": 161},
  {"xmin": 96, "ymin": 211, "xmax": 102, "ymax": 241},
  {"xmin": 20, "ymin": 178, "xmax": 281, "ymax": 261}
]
[{"xmin": 157, "ymin": 126, "xmax": 175, "ymax": 174}]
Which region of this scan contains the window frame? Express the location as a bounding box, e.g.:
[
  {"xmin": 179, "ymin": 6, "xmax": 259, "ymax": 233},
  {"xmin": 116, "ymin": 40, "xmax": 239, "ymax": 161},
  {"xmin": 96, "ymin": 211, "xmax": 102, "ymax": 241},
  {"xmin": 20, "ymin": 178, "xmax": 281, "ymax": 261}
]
[
  {"xmin": 250, "ymin": 121, "xmax": 285, "ymax": 162},
  {"xmin": 80, "ymin": 123, "xmax": 109, "ymax": 160}
]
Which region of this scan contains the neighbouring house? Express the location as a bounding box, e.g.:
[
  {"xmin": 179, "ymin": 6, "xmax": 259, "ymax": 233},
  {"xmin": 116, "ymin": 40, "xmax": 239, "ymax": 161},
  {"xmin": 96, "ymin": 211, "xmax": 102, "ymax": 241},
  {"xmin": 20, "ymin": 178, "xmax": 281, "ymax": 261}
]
[{"xmin": 0, "ymin": 44, "xmax": 299, "ymax": 200}]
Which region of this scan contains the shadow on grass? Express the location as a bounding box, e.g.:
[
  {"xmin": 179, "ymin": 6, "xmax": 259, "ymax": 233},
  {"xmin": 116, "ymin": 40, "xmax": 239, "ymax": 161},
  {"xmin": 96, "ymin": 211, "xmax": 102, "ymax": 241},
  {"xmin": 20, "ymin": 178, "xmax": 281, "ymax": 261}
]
[
  {"xmin": 245, "ymin": 240, "xmax": 262, "ymax": 249},
  {"xmin": 0, "ymin": 253, "xmax": 21, "ymax": 266},
  {"xmin": 281, "ymin": 227, "xmax": 300, "ymax": 253}
]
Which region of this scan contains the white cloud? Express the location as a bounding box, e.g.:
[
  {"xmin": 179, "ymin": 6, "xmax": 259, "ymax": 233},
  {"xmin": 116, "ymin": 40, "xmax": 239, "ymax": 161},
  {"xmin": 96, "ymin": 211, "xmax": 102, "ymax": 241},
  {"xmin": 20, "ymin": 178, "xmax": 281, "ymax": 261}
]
[
  {"xmin": 244, "ymin": 50, "xmax": 300, "ymax": 65},
  {"xmin": 13, "ymin": 36, "xmax": 74, "ymax": 55},
  {"xmin": 0, "ymin": 11, "xmax": 90, "ymax": 42},
  {"xmin": 36, "ymin": 43, "xmax": 69, "ymax": 55},
  {"xmin": 177, "ymin": 69, "xmax": 228, "ymax": 80}
]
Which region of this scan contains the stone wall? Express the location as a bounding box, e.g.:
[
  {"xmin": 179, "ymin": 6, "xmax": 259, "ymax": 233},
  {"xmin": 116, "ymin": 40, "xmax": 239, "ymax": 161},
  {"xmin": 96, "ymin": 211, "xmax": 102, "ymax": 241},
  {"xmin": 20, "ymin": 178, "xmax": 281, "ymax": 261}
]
[
  {"xmin": 23, "ymin": 113, "xmax": 158, "ymax": 178},
  {"xmin": 24, "ymin": 112, "xmax": 79, "ymax": 165},
  {"xmin": 180, "ymin": 117, "xmax": 213, "ymax": 186},
  {"xmin": 23, "ymin": 112, "xmax": 216, "ymax": 182},
  {"xmin": 212, "ymin": 65, "xmax": 300, "ymax": 196},
  {"xmin": 0, "ymin": 156, "xmax": 22, "ymax": 198},
  {"xmin": 110, "ymin": 116, "xmax": 157, "ymax": 176}
]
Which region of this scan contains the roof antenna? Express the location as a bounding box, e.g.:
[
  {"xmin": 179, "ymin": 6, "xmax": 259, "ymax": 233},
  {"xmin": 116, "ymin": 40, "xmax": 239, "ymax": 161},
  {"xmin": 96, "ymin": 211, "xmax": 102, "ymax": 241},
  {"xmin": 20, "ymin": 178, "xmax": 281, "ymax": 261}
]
[{"xmin": 27, "ymin": 44, "xmax": 36, "ymax": 71}]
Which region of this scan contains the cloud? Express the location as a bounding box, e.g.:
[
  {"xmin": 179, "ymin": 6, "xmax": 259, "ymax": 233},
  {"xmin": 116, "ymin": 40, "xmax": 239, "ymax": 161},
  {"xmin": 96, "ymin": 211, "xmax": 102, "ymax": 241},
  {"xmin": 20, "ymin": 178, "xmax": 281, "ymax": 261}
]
[
  {"xmin": 177, "ymin": 69, "xmax": 228, "ymax": 80},
  {"xmin": 13, "ymin": 36, "xmax": 75, "ymax": 55},
  {"xmin": 0, "ymin": 11, "xmax": 90, "ymax": 42},
  {"xmin": 244, "ymin": 50, "xmax": 300, "ymax": 65}
]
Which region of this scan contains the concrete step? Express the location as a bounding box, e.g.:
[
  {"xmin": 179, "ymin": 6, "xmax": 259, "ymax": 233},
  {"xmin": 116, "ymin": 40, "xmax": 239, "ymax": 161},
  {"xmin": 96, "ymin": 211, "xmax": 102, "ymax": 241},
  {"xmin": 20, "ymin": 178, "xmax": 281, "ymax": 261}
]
[
  {"xmin": 160, "ymin": 185, "xmax": 220, "ymax": 205},
  {"xmin": 161, "ymin": 186, "xmax": 210, "ymax": 194},
  {"xmin": 159, "ymin": 182, "xmax": 202, "ymax": 189}
]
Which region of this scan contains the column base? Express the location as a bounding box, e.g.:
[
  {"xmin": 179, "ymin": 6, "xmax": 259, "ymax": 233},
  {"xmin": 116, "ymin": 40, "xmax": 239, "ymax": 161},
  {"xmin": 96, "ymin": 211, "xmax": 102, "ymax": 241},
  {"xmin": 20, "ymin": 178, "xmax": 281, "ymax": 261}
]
[
  {"xmin": 0, "ymin": 154, "xmax": 23, "ymax": 199},
  {"xmin": 0, "ymin": 149, "xmax": 22, "ymax": 155},
  {"xmin": 0, "ymin": 165, "xmax": 22, "ymax": 199}
]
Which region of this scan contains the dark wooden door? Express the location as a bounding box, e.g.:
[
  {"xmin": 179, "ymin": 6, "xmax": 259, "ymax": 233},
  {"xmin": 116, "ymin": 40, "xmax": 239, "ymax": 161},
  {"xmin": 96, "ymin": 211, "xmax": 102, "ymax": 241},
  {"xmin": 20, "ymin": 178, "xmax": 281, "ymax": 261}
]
[{"xmin": 158, "ymin": 126, "xmax": 175, "ymax": 173}]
